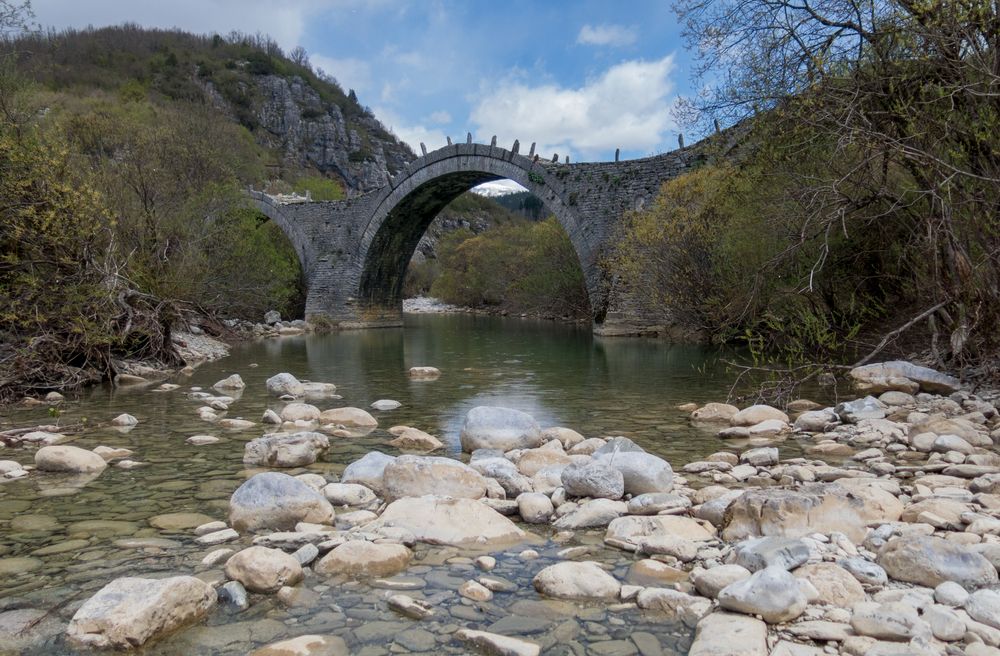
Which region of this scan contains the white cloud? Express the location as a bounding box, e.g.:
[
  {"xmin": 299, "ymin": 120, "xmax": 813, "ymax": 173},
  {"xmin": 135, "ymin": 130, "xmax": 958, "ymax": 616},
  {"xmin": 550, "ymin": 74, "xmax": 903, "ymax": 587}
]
[
  {"xmin": 427, "ymin": 110, "xmax": 452, "ymax": 124},
  {"xmin": 577, "ymin": 23, "xmax": 638, "ymax": 47},
  {"xmin": 393, "ymin": 50, "xmax": 427, "ymax": 68},
  {"xmin": 470, "ymin": 55, "xmax": 677, "ymax": 160},
  {"xmin": 374, "ymin": 106, "xmax": 449, "ymax": 155},
  {"xmin": 30, "ymin": 0, "xmax": 322, "ymax": 51},
  {"xmin": 311, "ymin": 54, "xmax": 372, "ymax": 94}
]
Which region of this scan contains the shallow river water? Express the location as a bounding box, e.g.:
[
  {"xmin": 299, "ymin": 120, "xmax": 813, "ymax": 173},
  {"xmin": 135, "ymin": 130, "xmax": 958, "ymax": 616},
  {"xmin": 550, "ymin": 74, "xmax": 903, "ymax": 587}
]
[{"xmin": 0, "ymin": 314, "xmax": 774, "ymax": 655}]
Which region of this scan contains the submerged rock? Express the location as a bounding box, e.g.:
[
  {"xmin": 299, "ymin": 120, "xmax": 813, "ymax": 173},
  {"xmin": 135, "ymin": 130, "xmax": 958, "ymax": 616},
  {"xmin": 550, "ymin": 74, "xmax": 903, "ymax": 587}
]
[
  {"xmin": 320, "ymin": 407, "xmax": 378, "ymax": 428},
  {"xmin": 636, "ymin": 588, "xmax": 712, "ymax": 627},
  {"xmin": 250, "ymin": 635, "xmax": 348, "ymax": 656},
  {"xmin": 388, "ymin": 427, "xmax": 443, "ymax": 451},
  {"xmin": 454, "ymin": 629, "xmax": 540, "ymax": 656},
  {"xmin": 280, "ymin": 402, "xmax": 321, "ymax": 422},
  {"xmin": 66, "ymin": 576, "xmax": 215, "ymax": 649}
]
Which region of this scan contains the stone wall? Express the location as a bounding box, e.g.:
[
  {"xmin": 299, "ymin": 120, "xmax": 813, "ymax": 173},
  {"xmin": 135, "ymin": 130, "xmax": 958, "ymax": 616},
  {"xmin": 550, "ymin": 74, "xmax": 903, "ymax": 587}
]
[{"xmin": 252, "ymin": 136, "xmax": 712, "ymax": 333}]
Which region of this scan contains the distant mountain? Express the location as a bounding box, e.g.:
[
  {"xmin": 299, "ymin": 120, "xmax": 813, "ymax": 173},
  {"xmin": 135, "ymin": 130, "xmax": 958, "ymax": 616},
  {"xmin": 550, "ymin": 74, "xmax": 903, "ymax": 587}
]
[
  {"xmin": 489, "ymin": 190, "xmax": 547, "ymax": 221},
  {"xmin": 472, "ymin": 181, "xmax": 526, "ymax": 197},
  {"xmin": 10, "ymin": 25, "xmax": 415, "ymax": 194}
]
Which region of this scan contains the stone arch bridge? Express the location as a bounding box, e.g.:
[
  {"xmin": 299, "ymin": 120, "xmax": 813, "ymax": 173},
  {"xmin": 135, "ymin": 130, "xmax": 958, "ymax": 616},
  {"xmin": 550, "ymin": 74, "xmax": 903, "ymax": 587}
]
[{"xmin": 250, "ymin": 137, "xmax": 709, "ymax": 332}]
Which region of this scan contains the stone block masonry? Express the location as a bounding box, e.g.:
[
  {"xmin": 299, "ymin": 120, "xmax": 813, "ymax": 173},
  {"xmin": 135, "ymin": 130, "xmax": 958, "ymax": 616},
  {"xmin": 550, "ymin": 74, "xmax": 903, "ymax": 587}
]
[{"xmin": 251, "ymin": 138, "xmax": 713, "ymax": 333}]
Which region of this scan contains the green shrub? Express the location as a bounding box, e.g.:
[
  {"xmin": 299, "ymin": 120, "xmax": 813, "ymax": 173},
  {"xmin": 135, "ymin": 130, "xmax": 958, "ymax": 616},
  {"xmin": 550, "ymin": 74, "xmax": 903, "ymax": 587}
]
[
  {"xmin": 430, "ymin": 218, "xmax": 589, "ymax": 317},
  {"xmin": 292, "ymin": 175, "xmax": 343, "ymax": 201}
]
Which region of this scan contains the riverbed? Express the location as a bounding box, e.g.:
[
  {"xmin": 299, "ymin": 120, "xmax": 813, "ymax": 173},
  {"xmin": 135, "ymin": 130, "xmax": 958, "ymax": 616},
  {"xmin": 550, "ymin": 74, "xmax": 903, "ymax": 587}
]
[{"xmin": 0, "ymin": 313, "xmax": 753, "ymax": 655}]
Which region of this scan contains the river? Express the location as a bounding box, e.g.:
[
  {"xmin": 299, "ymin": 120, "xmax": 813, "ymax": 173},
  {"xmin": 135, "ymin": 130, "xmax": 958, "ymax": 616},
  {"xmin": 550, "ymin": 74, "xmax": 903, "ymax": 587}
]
[{"xmin": 1, "ymin": 313, "xmax": 756, "ymax": 655}]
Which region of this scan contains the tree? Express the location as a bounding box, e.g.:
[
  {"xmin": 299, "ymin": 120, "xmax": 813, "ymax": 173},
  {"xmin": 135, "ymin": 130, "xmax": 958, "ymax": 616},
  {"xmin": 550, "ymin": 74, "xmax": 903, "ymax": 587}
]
[
  {"xmin": 289, "ymin": 45, "xmax": 309, "ymax": 68},
  {"xmin": 675, "ymin": 0, "xmax": 1000, "ymax": 363},
  {"xmin": 0, "ymin": 0, "xmax": 33, "ymax": 38}
]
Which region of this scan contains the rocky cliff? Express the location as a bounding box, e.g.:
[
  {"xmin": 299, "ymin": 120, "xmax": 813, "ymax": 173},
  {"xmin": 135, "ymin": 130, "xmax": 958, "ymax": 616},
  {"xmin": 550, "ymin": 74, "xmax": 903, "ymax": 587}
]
[{"xmin": 205, "ymin": 74, "xmax": 414, "ymax": 195}]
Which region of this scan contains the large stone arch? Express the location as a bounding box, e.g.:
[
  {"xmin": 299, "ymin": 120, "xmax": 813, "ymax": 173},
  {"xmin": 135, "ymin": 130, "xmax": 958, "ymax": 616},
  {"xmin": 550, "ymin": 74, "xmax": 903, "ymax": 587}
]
[{"xmin": 354, "ymin": 142, "xmax": 603, "ymax": 324}]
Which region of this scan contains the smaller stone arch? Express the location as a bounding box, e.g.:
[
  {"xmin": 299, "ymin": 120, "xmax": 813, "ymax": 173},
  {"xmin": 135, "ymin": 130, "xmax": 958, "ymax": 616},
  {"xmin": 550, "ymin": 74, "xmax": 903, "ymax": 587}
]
[{"xmin": 248, "ymin": 191, "xmax": 318, "ymax": 276}]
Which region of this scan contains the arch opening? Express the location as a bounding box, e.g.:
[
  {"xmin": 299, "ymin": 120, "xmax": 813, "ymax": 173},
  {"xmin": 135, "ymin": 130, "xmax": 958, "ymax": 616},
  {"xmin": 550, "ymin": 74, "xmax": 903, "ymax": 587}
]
[
  {"xmin": 356, "ymin": 153, "xmax": 603, "ymax": 325},
  {"xmin": 402, "ymin": 186, "xmax": 591, "ymax": 320},
  {"xmin": 359, "ymin": 171, "xmax": 503, "ymax": 311}
]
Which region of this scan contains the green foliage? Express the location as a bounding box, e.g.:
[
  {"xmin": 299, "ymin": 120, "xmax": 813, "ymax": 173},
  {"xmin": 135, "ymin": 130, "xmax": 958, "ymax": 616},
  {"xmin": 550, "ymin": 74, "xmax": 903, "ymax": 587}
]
[
  {"xmin": 430, "ymin": 218, "xmax": 589, "ymax": 317},
  {"xmin": 292, "ymin": 175, "xmax": 344, "ymax": 201},
  {"xmin": 196, "ymin": 204, "xmax": 304, "ymax": 317},
  {"xmin": 118, "ymin": 78, "xmax": 146, "ymax": 102},
  {"xmin": 674, "ymin": 0, "xmax": 1000, "ymax": 364},
  {"xmin": 0, "ymin": 125, "xmax": 113, "ymax": 360},
  {"xmin": 403, "ymin": 259, "xmax": 438, "ymax": 297},
  {"xmin": 348, "ymin": 148, "xmax": 371, "ymax": 163},
  {"xmin": 445, "ymin": 191, "xmax": 517, "ymax": 216},
  {"xmin": 490, "ymin": 190, "xmax": 545, "ymax": 220},
  {"xmin": 46, "ymin": 96, "xmax": 302, "ymax": 317},
  {"xmin": 609, "ymin": 126, "xmax": 897, "ymax": 360}
]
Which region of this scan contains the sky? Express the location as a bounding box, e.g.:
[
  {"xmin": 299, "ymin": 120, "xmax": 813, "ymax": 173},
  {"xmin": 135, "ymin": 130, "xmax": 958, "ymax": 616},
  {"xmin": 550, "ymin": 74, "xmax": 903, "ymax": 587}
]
[{"xmin": 30, "ymin": 0, "xmax": 696, "ymax": 168}]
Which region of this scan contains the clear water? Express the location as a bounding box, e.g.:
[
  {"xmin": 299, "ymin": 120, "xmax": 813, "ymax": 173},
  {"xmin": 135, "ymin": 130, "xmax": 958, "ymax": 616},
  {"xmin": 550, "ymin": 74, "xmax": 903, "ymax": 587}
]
[{"xmin": 0, "ymin": 314, "xmax": 755, "ymax": 655}]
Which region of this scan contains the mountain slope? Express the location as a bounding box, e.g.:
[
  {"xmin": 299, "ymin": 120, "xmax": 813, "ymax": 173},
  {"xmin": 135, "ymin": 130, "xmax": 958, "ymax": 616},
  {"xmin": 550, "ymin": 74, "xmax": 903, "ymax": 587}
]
[{"xmin": 12, "ymin": 25, "xmax": 414, "ymax": 193}]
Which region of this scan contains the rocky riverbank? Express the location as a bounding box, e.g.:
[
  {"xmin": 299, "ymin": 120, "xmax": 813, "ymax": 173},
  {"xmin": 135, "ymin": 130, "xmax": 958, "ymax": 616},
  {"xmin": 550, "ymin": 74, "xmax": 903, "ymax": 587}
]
[{"xmin": 3, "ymin": 359, "xmax": 1000, "ymax": 655}]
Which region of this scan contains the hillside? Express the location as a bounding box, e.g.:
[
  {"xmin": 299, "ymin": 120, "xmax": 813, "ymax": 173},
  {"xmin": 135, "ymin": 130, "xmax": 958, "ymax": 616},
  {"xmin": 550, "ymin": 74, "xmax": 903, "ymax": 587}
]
[{"xmin": 10, "ymin": 25, "xmax": 414, "ymax": 193}]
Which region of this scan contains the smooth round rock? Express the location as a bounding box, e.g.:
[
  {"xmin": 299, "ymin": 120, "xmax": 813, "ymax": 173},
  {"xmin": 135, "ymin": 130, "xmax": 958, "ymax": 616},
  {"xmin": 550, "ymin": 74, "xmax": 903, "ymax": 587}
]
[
  {"xmin": 532, "ymin": 561, "xmax": 621, "ymax": 600},
  {"xmin": 224, "ymin": 546, "xmax": 304, "ymax": 593}
]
